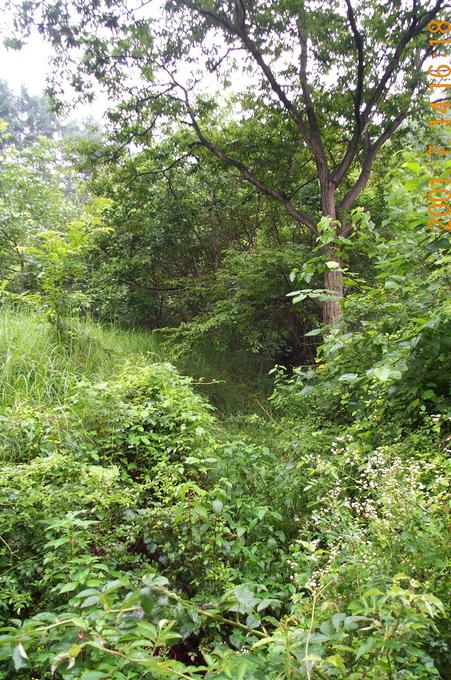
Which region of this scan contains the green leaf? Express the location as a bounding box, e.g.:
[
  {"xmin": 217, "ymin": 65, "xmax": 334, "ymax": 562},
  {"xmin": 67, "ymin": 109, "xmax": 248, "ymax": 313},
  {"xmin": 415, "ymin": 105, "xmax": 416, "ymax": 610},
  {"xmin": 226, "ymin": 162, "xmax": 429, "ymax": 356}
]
[
  {"xmin": 325, "ymin": 654, "xmax": 346, "ymax": 672},
  {"xmin": 80, "ymin": 595, "xmax": 100, "ymax": 608},
  {"xmin": 338, "ymin": 373, "xmax": 358, "ymax": 382},
  {"xmin": 402, "ymin": 161, "xmax": 422, "ymax": 173},
  {"xmin": 356, "ymin": 636, "xmax": 380, "ymax": 659},
  {"xmin": 12, "ymin": 644, "xmax": 28, "ymax": 670},
  {"xmin": 229, "ymin": 631, "xmax": 244, "ymax": 649},
  {"xmin": 58, "ymin": 582, "xmax": 79, "ymax": 593},
  {"xmin": 101, "ymin": 579, "xmax": 124, "ymax": 594},
  {"xmin": 75, "ymin": 588, "xmax": 99, "ymax": 599},
  {"xmin": 305, "ymin": 328, "xmax": 322, "ymax": 337},
  {"xmin": 369, "ymin": 366, "xmax": 402, "ymax": 382},
  {"xmin": 251, "ymin": 637, "xmax": 273, "ymax": 649},
  {"xmin": 68, "ymin": 644, "xmax": 82, "ymax": 658},
  {"xmin": 362, "ymin": 588, "xmax": 384, "ymax": 597},
  {"xmin": 193, "ymin": 503, "xmax": 209, "ymax": 520},
  {"xmin": 245, "ymin": 613, "xmax": 260, "ymax": 629},
  {"xmin": 231, "ymin": 585, "xmax": 257, "ymax": 613},
  {"xmin": 212, "ymin": 499, "xmax": 223, "ymax": 514}
]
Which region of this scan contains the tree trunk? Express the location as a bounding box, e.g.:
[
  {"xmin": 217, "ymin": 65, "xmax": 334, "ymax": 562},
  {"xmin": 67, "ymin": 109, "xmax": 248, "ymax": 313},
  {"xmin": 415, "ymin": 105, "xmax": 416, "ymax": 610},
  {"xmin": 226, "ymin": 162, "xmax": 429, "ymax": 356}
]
[
  {"xmin": 322, "ymin": 245, "xmax": 343, "ymax": 325},
  {"xmin": 319, "ymin": 183, "xmax": 343, "ymax": 325}
]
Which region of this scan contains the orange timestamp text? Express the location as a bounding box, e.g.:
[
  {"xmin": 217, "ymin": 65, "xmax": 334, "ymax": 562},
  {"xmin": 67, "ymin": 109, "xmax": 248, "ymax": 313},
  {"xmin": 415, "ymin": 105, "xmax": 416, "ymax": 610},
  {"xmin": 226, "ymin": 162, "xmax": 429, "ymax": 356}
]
[{"xmin": 426, "ymin": 19, "xmax": 450, "ymax": 231}]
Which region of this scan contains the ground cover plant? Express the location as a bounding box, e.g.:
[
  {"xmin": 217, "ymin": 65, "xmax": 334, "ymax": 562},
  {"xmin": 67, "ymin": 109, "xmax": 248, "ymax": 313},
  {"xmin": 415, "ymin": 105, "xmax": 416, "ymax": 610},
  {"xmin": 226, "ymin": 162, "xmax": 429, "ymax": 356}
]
[
  {"xmin": 0, "ymin": 212, "xmax": 449, "ymax": 677},
  {"xmin": 0, "ymin": 0, "xmax": 450, "ymax": 677}
]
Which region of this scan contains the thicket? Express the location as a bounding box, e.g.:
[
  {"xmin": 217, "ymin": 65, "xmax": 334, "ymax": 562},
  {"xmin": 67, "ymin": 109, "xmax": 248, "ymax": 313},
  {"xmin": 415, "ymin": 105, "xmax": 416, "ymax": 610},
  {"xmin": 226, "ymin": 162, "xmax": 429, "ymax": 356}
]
[
  {"xmin": 0, "ymin": 160, "xmax": 449, "ymax": 678},
  {"xmin": 0, "ymin": 1, "xmax": 449, "ymax": 676}
]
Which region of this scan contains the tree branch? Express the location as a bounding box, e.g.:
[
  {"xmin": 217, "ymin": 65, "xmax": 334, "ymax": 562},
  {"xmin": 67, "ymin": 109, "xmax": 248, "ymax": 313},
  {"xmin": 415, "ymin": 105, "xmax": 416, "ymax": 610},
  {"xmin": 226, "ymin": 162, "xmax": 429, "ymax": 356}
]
[
  {"xmin": 333, "ymin": 0, "xmax": 444, "ymax": 187},
  {"xmin": 181, "ymin": 0, "xmax": 326, "ymax": 167},
  {"xmin": 338, "ymin": 111, "xmax": 407, "ymax": 223},
  {"xmin": 123, "ymin": 152, "xmax": 196, "ymax": 188},
  {"xmin": 298, "ymin": 27, "xmax": 328, "ymax": 170},
  {"xmin": 362, "ymin": 0, "xmax": 444, "ymax": 121},
  {"xmin": 346, "ymin": 0, "xmax": 364, "ymax": 127},
  {"xmin": 331, "ymin": 0, "xmax": 365, "ymax": 186},
  {"xmin": 156, "ymin": 59, "xmax": 318, "ymax": 233},
  {"xmin": 189, "ymin": 111, "xmax": 317, "ymax": 233}
]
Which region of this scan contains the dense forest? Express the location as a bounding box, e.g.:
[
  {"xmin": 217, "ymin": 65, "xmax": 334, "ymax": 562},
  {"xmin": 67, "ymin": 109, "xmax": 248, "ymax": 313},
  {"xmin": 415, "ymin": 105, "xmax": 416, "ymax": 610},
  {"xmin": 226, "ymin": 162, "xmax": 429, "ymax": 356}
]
[{"xmin": 0, "ymin": 0, "xmax": 450, "ymax": 678}]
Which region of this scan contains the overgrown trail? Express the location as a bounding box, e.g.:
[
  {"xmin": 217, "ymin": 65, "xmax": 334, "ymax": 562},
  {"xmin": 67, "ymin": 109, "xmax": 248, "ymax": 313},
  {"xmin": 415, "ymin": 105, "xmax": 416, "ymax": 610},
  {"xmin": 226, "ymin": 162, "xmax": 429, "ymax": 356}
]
[{"xmin": 0, "ymin": 307, "xmax": 449, "ymax": 679}]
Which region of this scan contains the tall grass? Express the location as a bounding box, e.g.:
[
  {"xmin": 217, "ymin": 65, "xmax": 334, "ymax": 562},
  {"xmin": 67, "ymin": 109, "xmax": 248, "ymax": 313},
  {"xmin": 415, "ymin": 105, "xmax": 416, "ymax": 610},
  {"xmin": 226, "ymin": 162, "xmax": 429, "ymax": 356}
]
[
  {"xmin": 0, "ymin": 308, "xmax": 269, "ymax": 431},
  {"xmin": 0, "ymin": 308, "xmax": 163, "ymax": 412}
]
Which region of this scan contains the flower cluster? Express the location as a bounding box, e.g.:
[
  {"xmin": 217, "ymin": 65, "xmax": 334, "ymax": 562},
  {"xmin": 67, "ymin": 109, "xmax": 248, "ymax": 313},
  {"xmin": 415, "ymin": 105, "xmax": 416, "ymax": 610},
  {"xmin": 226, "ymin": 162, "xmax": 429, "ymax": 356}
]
[{"xmin": 286, "ymin": 435, "xmax": 442, "ymax": 601}]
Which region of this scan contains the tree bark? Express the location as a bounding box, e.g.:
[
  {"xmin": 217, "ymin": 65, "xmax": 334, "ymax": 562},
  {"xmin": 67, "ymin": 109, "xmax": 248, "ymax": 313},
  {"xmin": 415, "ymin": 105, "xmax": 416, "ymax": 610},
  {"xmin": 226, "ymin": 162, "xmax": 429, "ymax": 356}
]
[
  {"xmin": 320, "ymin": 186, "xmax": 343, "ymax": 325},
  {"xmin": 323, "ymin": 258, "xmax": 343, "ymax": 325}
]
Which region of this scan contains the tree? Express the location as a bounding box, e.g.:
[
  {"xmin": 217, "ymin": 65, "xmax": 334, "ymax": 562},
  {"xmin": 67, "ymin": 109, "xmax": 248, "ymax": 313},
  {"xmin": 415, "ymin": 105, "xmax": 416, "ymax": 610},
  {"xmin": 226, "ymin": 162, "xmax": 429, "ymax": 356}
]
[
  {"xmin": 0, "ymin": 136, "xmax": 74, "ymax": 292},
  {"xmin": 26, "ymin": 199, "xmax": 111, "ymax": 335},
  {"xmin": 0, "ymin": 79, "xmax": 100, "ymax": 149},
  {"xmin": 7, "ymin": 0, "xmax": 446, "ymax": 322},
  {"xmin": 0, "ymin": 80, "xmax": 60, "ymax": 148},
  {"xmin": 71, "ymin": 117, "xmax": 332, "ymax": 367}
]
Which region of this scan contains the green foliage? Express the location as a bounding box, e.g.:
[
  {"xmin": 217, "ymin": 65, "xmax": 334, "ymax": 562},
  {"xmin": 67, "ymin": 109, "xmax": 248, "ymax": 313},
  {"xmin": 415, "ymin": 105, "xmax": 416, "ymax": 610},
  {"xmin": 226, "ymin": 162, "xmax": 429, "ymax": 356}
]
[
  {"xmin": 75, "ymin": 131, "xmax": 320, "ymax": 365},
  {"xmin": 0, "ymin": 30, "xmax": 449, "ymax": 677},
  {"xmin": 8, "ymin": 0, "xmax": 442, "ymax": 331},
  {"xmin": 0, "ymin": 309, "xmax": 161, "ymax": 412},
  {"xmin": 0, "ymin": 137, "xmax": 76, "ymax": 294},
  {"xmin": 0, "ymin": 565, "xmax": 446, "ymax": 678},
  {"xmin": 0, "ymin": 134, "xmax": 111, "ymax": 334},
  {"xmin": 0, "ymin": 297, "xmax": 449, "ymax": 677},
  {"xmin": 24, "ymin": 198, "xmax": 112, "ymax": 333},
  {"xmin": 0, "ymin": 80, "xmax": 60, "ymax": 149},
  {"xmin": 271, "ymin": 162, "xmax": 451, "ymax": 427},
  {"xmin": 168, "ymin": 245, "xmax": 319, "ymax": 364}
]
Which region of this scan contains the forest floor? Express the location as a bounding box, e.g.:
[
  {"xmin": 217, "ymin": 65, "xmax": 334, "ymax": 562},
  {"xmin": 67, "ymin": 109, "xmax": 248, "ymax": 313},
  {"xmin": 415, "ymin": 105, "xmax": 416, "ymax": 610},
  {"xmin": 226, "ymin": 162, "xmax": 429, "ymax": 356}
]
[{"xmin": 0, "ymin": 308, "xmax": 448, "ymax": 678}]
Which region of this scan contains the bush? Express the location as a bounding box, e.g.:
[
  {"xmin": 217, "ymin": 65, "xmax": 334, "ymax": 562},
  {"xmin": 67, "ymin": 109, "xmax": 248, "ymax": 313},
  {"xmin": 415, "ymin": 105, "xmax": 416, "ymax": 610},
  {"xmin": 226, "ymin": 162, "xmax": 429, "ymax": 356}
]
[
  {"xmin": 0, "ymin": 204, "xmax": 449, "ymax": 680},
  {"xmin": 0, "ymin": 352, "xmax": 220, "ymax": 622}
]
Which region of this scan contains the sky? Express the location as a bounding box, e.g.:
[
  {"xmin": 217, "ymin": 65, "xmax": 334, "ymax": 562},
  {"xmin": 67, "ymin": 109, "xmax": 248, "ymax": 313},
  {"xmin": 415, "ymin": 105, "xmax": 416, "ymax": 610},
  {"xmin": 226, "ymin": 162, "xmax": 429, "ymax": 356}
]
[
  {"xmin": 0, "ymin": 0, "xmax": 223, "ymax": 124},
  {"xmin": 0, "ymin": 34, "xmax": 51, "ymax": 95},
  {"xmin": 0, "ymin": 1, "xmax": 108, "ymax": 122},
  {"xmin": 0, "ymin": 0, "xmax": 441, "ymax": 126}
]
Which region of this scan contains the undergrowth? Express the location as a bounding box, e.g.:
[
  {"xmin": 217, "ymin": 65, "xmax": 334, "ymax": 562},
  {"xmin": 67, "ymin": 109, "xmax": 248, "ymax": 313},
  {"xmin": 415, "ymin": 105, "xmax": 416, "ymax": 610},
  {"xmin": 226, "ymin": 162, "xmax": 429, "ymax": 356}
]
[{"xmin": 0, "ymin": 294, "xmax": 449, "ymax": 678}]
